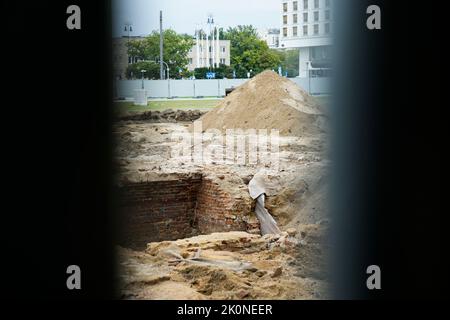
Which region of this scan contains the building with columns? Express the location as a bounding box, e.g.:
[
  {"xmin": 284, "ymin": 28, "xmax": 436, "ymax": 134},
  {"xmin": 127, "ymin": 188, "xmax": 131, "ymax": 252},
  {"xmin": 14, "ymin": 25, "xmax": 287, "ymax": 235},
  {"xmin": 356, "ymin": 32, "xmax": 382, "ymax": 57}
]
[{"xmin": 187, "ymin": 39, "xmax": 231, "ymax": 71}]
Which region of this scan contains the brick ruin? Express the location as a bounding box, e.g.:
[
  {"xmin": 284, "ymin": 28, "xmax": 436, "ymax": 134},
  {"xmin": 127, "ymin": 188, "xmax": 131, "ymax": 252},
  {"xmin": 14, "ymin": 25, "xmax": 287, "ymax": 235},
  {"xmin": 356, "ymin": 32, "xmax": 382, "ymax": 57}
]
[{"xmin": 117, "ymin": 174, "xmax": 259, "ymax": 250}]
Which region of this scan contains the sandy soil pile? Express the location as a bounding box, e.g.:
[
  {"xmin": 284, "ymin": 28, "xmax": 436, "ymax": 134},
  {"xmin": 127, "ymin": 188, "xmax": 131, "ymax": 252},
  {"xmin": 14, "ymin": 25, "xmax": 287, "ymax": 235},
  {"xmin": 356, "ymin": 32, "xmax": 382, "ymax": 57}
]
[
  {"xmin": 199, "ymin": 70, "xmax": 326, "ymax": 136},
  {"xmin": 118, "ymin": 226, "xmax": 329, "ymax": 300}
]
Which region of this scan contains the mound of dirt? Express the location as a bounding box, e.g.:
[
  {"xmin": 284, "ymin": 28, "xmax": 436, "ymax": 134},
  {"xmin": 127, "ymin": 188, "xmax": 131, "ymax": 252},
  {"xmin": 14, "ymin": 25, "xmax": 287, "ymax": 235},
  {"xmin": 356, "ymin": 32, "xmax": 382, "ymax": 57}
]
[
  {"xmin": 119, "ymin": 109, "xmax": 205, "ymax": 122},
  {"xmin": 199, "ymin": 70, "xmax": 325, "ymax": 136}
]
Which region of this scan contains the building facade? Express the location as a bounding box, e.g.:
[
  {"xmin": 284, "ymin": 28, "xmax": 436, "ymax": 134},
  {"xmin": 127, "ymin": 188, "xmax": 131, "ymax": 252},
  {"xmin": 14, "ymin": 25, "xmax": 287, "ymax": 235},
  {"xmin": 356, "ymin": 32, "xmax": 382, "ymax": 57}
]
[
  {"xmin": 112, "ymin": 36, "xmax": 145, "ymax": 79},
  {"xmin": 187, "ymin": 39, "xmax": 231, "ymax": 71},
  {"xmin": 258, "ymin": 28, "xmax": 280, "ymax": 49},
  {"xmin": 279, "ymin": 0, "xmax": 333, "ymax": 77},
  {"xmin": 113, "ymin": 36, "xmax": 231, "ymax": 78}
]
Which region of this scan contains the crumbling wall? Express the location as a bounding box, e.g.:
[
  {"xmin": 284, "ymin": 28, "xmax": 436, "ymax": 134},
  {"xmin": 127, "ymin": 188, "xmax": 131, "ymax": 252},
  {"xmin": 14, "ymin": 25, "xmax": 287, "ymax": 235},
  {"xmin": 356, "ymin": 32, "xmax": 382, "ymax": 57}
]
[
  {"xmin": 118, "ymin": 178, "xmax": 202, "ymax": 250},
  {"xmin": 195, "ymin": 178, "xmax": 258, "ymax": 234},
  {"xmin": 118, "ymin": 175, "xmax": 259, "ymax": 250}
]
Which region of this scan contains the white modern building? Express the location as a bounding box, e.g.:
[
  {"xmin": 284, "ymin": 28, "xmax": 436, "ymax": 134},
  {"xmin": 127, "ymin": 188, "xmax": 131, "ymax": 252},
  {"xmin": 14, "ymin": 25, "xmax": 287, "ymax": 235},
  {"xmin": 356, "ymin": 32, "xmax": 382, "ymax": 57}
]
[
  {"xmin": 279, "ymin": 0, "xmax": 333, "ymax": 77},
  {"xmin": 258, "ymin": 28, "xmax": 280, "ymax": 48}
]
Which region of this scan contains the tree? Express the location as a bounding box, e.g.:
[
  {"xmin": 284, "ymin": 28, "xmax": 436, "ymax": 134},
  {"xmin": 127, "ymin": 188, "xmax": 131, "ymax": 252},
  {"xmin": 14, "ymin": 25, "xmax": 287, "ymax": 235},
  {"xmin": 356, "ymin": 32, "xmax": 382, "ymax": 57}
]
[
  {"xmin": 126, "ymin": 29, "xmax": 194, "ymax": 79},
  {"xmin": 276, "ymin": 49, "xmax": 300, "ymax": 77},
  {"xmin": 126, "ymin": 61, "xmax": 160, "ymax": 79},
  {"xmin": 222, "ymin": 25, "xmax": 282, "ymax": 78},
  {"xmin": 194, "ymin": 64, "xmax": 234, "ymax": 79}
]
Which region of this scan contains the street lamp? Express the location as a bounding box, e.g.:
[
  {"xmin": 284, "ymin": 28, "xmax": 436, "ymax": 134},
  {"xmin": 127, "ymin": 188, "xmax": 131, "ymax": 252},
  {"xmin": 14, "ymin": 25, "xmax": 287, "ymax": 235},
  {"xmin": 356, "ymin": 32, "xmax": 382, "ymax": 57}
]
[
  {"xmin": 306, "ymin": 61, "xmax": 311, "ymax": 94},
  {"xmin": 124, "ymin": 22, "xmax": 133, "ymax": 42},
  {"xmin": 158, "ymin": 60, "xmax": 170, "ymax": 98},
  {"xmin": 140, "ymin": 69, "xmax": 146, "ymax": 89},
  {"xmin": 142, "ymin": 59, "xmax": 171, "ymax": 98},
  {"xmin": 159, "ymin": 60, "xmax": 170, "ymax": 79}
]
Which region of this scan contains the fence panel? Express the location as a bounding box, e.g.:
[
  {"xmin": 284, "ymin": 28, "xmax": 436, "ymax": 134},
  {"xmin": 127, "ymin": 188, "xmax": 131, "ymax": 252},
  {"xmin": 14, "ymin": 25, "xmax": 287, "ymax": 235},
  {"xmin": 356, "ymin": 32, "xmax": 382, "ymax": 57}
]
[
  {"xmin": 115, "ymin": 77, "xmax": 330, "ymax": 99},
  {"xmin": 170, "ymin": 80, "xmax": 194, "ymax": 97}
]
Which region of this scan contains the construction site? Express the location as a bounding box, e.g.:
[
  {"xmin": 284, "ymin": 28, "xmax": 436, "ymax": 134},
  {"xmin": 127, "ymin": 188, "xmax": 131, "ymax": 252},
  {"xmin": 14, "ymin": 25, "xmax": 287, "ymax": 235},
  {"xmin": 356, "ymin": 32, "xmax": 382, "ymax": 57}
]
[{"xmin": 113, "ymin": 71, "xmax": 330, "ymax": 300}]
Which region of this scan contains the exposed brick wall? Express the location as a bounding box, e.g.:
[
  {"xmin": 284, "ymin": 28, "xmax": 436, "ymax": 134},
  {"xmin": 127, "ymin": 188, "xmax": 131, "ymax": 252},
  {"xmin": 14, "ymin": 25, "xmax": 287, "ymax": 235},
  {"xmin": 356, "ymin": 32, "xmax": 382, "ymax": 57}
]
[
  {"xmin": 118, "ymin": 178, "xmax": 201, "ymax": 250},
  {"xmin": 118, "ymin": 176, "xmax": 259, "ymax": 250},
  {"xmin": 195, "ymin": 178, "xmax": 254, "ymax": 234}
]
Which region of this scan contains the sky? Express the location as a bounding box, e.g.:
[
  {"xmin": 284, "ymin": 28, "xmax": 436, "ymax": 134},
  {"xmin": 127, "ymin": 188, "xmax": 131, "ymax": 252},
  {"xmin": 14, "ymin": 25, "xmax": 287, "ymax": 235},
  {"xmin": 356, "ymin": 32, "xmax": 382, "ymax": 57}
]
[{"xmin": 112, "ymin": 0, "xmax": 280, "ymax": 37}]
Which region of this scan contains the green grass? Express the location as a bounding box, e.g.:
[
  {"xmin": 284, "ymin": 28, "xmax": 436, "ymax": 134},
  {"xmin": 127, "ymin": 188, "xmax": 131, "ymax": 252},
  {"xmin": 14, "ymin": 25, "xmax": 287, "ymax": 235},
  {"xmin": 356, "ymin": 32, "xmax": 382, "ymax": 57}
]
[
  {"xmin": 114, "ymin": 99, "xmax": 221, "ymax": 114},
  {"xmin": 114, "ymin": 95, "xmax": 330, "ymax": 115}
]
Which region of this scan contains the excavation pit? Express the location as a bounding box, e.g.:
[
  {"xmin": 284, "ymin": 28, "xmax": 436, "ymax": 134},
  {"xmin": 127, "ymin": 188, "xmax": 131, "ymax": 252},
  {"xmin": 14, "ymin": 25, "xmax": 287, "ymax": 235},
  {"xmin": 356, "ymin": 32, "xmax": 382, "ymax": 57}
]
[{"xmin": 117, "ymin": 174, "xmax": 258, "ymax": 250}]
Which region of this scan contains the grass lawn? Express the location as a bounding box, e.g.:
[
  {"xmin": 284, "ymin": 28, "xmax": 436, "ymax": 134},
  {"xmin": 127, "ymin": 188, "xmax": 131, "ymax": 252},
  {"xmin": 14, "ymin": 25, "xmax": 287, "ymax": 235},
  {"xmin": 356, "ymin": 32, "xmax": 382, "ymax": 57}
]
[
  {"xmin": 114, "ymin": 99, "xmax": 221, "ymax": 114},
  {"xmin": 114, "ymin": 95, "xmax": 330, "ymax": 115}
]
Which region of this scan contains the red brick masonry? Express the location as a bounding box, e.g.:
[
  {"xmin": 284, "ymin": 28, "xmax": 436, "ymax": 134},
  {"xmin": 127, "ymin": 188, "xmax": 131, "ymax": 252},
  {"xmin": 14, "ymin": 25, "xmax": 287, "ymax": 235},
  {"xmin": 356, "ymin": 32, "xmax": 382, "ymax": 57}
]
[{"xmin": 118, "ymin": 177, "xmax": 258, "ymax": 250}]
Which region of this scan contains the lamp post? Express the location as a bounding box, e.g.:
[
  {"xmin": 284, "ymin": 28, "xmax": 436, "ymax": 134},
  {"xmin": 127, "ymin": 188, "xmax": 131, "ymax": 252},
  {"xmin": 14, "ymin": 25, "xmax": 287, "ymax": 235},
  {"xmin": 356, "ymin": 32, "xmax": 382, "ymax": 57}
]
[
  {"xmin": 158, "ymin": 60, "xmax": 170, "ymax": 98},
  {"xmin": 160, "ymin": 61, "xmax": 169, "ymax": 80},
  {"xmin": 141, "ymin": 70, "xmax": 146, "ymax": 89},
  {"xmin": 306, "ymin": 61, "xmax": 311, "ymax": 94},
  {"xmin": 124, "ymin": 22, "xmax": 133, "ymax": 42}
]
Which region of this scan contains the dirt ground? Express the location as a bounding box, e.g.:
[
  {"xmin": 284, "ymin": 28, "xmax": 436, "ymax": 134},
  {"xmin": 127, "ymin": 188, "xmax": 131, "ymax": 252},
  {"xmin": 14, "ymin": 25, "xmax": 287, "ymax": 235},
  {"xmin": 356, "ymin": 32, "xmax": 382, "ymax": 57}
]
[{"xmin": 114, "ymin": 72, "xmax": 330, "ymax": 300}]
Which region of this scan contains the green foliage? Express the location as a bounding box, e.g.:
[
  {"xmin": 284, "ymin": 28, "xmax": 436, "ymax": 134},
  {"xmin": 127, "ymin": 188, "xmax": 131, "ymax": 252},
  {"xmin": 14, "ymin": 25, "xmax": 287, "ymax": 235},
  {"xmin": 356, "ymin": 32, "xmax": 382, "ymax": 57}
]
[
  {"xmin": 222, "ymin": 25, "xmax": 282, "ymax": 78},
  {"xmin": 194, "ymin": 64, "xmax": 234, "ymax": 79},
  {"xmin": 126, "ymin": 29, "xmax": 194, "ymax": 79},
  {"xmin": 126, "ymin": 61, "xmax": 160, "ymax": 79},
  {"xmin": 276, "ymin": 49, "xmax": 300, "ymax": 77}
]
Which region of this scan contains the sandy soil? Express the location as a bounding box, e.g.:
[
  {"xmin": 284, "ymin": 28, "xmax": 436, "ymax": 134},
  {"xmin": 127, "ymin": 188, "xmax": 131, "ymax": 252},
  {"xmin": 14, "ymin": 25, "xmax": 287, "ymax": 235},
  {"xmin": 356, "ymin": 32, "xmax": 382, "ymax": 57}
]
[
  {"xmin": 114, "ymin": 71, "xmax": 330, "ymax": 300},
  {"xmin": 118, "ymin": 226, "xmax": 329, "ymax": 300}
]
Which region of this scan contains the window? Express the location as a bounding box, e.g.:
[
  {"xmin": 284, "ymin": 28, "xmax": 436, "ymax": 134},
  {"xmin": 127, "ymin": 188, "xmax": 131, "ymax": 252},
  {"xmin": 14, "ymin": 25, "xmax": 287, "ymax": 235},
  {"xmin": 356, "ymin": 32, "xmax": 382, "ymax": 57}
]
[
  {"xmin": 325, "ymin": 10, "xmax": 330, "ymax": 20},
  {"xmin": 221, "ymin": 46, "xmax": 226, "ymax": 53},
  {"xmin": 283, "ymin": 2, "xmax": 288, "ymax": 12},
  {"xmin": 325, "ymin": 23, "xmax": 330, "ymax": 34},
  {"xmin": 314, "ymin": 0, "xmax": 319, "ymax": 9},
  {"xmin": 283, "ymin": 27, "xmax": 288, "ymax": 37},
  {"xmin": 303, "ymin": 12, "xmax": 308, "ymax": 22},
  {"xmin": 325, "ymin": 0, "xmax": 330, "ymax": 7},
  {"xmin": 311, "ymin": 46, "xmax": 331, "ymax": 60},
  {"xmin": 314, "ymin": 24, "xmax": 319, "ymax": 35},
  {"xmin": 128, "ymin": 56, "xmax": 132, "ymax": 64},
  {"xmin": 314, "ymin": 11, "xmax": 319, "ymax": 22},
  {"xmin": 189, "ymin": 58, "xmax": 193, "ymax": 64},
  {"xmin": 303, "ymin": 0, "xmax": 308, "ymax": 10},
  {"xmin": 303, "ymin": 25, "xmax": 308, "ymax": 35},
  {"xmin": 220, "ymin": 58, "xmax": 226, "ymax": 64},
  {"xmin": 293, "ymin": 14, "xmax": 298, "ymax": 24},
  {"xmin": 283, "ymin": 15, "xmax": 288, "ymax": 24},
  {"xmin": 293, "ymin": 26, "xmax": 298, "ymax": 36},
  {"xmin": 293, "ymin": 1, "xmax": 298, "ymax": 11}
]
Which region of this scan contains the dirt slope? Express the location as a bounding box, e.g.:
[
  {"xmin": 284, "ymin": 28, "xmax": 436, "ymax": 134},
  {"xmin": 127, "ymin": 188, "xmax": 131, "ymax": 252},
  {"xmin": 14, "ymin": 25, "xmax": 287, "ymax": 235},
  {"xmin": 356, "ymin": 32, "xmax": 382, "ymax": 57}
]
[{"xmin": 199, "ymin": 70, "xmax": 325, "ymax": 136}]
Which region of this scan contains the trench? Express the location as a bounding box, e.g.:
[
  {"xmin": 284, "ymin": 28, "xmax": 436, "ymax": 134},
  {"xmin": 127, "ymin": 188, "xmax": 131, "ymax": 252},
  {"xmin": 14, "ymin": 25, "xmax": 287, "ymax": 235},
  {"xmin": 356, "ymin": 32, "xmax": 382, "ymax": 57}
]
[{"xmin": 117, "ymin": 174, "xmax": 256, "ymax": 250}]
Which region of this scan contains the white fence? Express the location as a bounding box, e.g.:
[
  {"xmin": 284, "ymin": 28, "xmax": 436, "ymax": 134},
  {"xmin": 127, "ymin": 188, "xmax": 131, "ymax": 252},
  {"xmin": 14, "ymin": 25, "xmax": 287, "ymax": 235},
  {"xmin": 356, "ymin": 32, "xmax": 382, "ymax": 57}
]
[{"xmin": 114, "ymin": 77, "xmax": 331, "ymax": 99}]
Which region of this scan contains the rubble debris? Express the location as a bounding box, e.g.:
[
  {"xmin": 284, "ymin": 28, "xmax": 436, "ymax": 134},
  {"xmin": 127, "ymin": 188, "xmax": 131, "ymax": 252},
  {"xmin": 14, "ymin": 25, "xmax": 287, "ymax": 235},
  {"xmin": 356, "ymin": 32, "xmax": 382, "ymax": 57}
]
[{"xmin": 119, "ymin": 109, "xmax": 206, "ymax": 122}]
